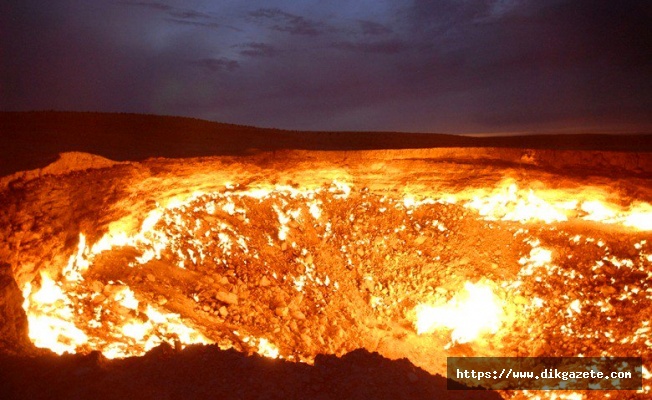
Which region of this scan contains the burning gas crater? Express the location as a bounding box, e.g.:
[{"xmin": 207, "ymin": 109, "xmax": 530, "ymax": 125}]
[{"xmin": 19, "ymin": 178, "xmax": 652, "ymax": 391}]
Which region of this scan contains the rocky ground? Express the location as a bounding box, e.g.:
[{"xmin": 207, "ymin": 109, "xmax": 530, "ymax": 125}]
[
  {"xmin": 1, "ymin": 113, "xmax": 651, "ymax": 399},
  {"xmin": 0, "ymin": 344, "xmax": 504, "ymax": 400}
]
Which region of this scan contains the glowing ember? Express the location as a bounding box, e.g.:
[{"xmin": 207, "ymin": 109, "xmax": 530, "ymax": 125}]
[
  {"xmin": 464, "ymin": 182, "xmax": 572, "ymax": 223},
  {"xmin": 22, "ymin": 272, "xmax": 210, "ymax": 358},
  {"xmin": 414, "ymin": 281, "xmax": 504, "ymax": 344},
  {"xmin": 16, "ymin": 176, "xmax": 652, "ymax": 377},
  {"xmin": 622, "ymin": 203, "xmax": 652, "ymax": 230},
  {"xmin": 461, "ymin": 179, "xmax": 652, "ymax": 231},
  {"xmin": 22, "ymin": 273, "xmax": 89, "ymax": 355},
  {"xmin": 255, "ymin": 337, "xmax": 281, "ymax": 359},
  {"xmin": 114, "ymin": 287, "xmax": 139, "ymax": 310},
  {"xmin": 236, "ymin": 331, "xmax": 282, "ymax": 359}
]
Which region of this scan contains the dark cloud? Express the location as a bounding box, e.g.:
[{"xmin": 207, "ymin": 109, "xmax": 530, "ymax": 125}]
[
  {"xmin": 2, "ymin": 0, "xmax": 651, "ymax": 133},
  {"xmin": 249, "ymin": 8, "xmax": 323, "ymax": 36},
  {"xmin": 163, "ymin": 18, "xmax": 241, "ymax": 32},
  {"xmin": 371, "ymin": 0, "xmax": 652, "ymax": 132},
  {"xmin": 119, "ymin": 1, "xmax": 213, "ymax": 20},
  {"xmin": 332, "ymin": 40, "xmax": 408, "ymax": 55},
  {"xmin": 192, "ymin": 58, "xmax": 240, "ymax": 73},
  {"xmin": 357, "ymin": 20, "xmax": 393, "ymax": 36},
  {"xmin": 119, "ymin": 1, "xmax": 242, "ymax": 31},
  {"xmin": 237, "ymin": 43, "xmax": 279, "ymax": 58}
]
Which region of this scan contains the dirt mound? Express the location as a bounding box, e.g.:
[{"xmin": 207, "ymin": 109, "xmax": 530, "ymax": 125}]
[
  {"xmin": 0, "ymin": 152, "xmax": 121, "ymax": 191},
  {"xmin": 0, "ymin": 345, "xmax": 500, "ymax": 400}
]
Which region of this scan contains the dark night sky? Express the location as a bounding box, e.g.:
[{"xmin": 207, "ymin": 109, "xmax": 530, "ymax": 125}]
[{"xmin": 2, "ymin": 0, "xmax": 651, "ymax": 134}]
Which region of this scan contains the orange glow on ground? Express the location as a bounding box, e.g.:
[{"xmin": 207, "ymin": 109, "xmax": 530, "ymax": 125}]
[
  {"xmin": 414, "ymin": 281, "xmax": 504, "ymax": 343},
  {"xmin": 16, "ymin": 177, "xmax": 652, "ymax": 398}
]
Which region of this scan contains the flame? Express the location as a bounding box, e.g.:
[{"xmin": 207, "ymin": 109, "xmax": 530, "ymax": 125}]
[
  {"xmin": 22, "ymin": 184, "xmax": 356, "ymax": 359},
  {"xmin": 460, "ymin": 179, "xmax": 652, "ymax": 230},
  {"xmin": 18, "ymin": 178, "xmax": 651, "ymax": 363},
  {"xmin": 22, "ymin": 272, "xmax": 210, "ymax": 358},
  {"xmin": 23, "ymin": 273, "xmax": 88, "ymax": 355},
  {"xmin": 115, "ymin": 286, "xmax": 139, "ymax": 310},
  {"xmin": 256, "ymin": 338, "xmax": 281, "ymax": 359},
  {"xmin": 414, "ymin": 281, "xmax": 503, "ymax": 344},
  {"xmin": 236, "ymin": 331, "xmax": 282, "ymax": 359},
  {"xmin": 622, "ymin": 203, "xmax": 652, "ymax": 230},
  {"xmin": 465, "ymin": 182, "xmax": 572, "ymax": 223}
]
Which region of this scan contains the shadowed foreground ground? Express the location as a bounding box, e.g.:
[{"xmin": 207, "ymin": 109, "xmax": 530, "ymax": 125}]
[{"xmin": 0, "ymin": 345, "xmax": 500, "ymax": 400}]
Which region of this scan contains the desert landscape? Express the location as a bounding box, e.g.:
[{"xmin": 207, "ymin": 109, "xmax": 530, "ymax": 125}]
[
  {"xmin": 1, "ymin": 111, "xmax": 651, "ymax": 399},
  {"xmin": 3, "ymin": 1, "xmax": 651, "ymax": 398}
]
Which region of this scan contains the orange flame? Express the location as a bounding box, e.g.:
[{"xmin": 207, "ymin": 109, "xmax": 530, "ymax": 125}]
[
  {"xmin": 22, "ymin": 273, "xmax": 88, "ymax": 355},
  {"xmin": 19, "ymin": 178, "xmax": 651, "ymax": 361},
  {"xmin": 414, "ymin": 281, "xmax": 504, "ymax": 344}
]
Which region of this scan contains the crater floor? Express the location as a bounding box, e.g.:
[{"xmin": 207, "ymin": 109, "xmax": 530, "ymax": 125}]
[{"xmin": 2, "ymin": 148, "xmax": 651, "ymax": 399}]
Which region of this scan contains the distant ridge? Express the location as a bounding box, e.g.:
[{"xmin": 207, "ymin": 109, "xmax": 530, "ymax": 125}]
[{"xmin": 2, "ymin": 111, "xmax": 651, "ymax": 176}]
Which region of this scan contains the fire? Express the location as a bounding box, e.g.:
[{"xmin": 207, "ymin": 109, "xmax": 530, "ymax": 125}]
[
  {"xmin": 22, "ymin": 272, "xmax": 210, "ymax": 358},
  {"xmin": 622, "ymin": 203, "xmax": 652, "ymax": 230},
  {"xmin": 22, "ymin": 273, "xmax": 89, "ymax": 355},
  {"xmin": 414, "ymin": 281, "xmax": 504, "ymax": 344},
  {"xmin": 20, "ymin": 184, "xmax": 344, "ymax": 360},
  {"xmin": 465, "ymin": 182, "xmax": 572, "ymax": 223},
  {"xmin": 17, "ymin": 177, "xmax": 652, "ymax": 371},
  {"xmin": 252, "ymin": 337, "xmax": 281, "ymax": 359},
  {"xmin": 461, "ymin": 179, "xmax": 652, "ymax": 230},
  {"xmin": 235, "ymin": 331, "xmax": 281, "ymax": 359}
]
